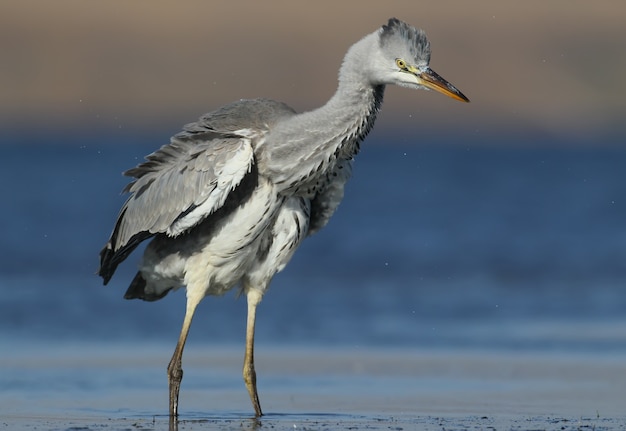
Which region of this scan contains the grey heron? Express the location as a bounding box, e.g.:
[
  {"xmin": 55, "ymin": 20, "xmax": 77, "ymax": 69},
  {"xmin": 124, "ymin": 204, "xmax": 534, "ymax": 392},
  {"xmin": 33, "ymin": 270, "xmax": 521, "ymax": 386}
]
[{"xmin": 98, "ymin": 17, "xmax": 468, "ymax": 418}]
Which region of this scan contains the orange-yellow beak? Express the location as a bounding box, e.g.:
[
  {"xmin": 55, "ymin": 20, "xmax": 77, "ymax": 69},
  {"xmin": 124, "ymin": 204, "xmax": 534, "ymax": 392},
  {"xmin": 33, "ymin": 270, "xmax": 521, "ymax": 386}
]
[{"xmin": 416, "ymin": 67, "xmax": 469, "ymax": 103}]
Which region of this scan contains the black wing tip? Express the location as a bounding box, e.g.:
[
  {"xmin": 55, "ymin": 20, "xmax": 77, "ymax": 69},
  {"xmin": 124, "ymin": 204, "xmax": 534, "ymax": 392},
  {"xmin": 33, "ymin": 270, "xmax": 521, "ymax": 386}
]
[
  {"xmin": 98, "ymin": 243, "xmax": 116, "ymax": 285},
  {"xmin": 98, "ymin": 229, "xmax": 154, "ymax": 286}
]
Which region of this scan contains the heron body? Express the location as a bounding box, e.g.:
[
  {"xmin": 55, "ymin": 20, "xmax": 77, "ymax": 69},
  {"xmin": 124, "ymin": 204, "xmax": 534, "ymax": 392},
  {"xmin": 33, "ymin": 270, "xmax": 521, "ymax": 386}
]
[{"xmin": 98, "ymin": 18, "xmax": 468, "ymax": 418}]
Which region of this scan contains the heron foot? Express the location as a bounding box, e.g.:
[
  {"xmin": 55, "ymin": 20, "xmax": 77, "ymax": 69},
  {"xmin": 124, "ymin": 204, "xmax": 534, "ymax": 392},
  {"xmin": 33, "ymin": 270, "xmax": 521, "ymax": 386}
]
[
  {"xmin": 168, "ymin": 357, "xmax": 183, "ymax": 417},
  {"xmin": 243, "ymin": 361, "xmax": 263, "ymax": 416}
]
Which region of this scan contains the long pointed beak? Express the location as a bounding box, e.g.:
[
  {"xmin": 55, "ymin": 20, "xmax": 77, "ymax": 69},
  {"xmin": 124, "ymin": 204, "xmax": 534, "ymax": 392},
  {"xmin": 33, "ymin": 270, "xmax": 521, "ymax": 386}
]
[{"xmin": 417, "ymin": 67, "xmax": 469, "ymax": 103}]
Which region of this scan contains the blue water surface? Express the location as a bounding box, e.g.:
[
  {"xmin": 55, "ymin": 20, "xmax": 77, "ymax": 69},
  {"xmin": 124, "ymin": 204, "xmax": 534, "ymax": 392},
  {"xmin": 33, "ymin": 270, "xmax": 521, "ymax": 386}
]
[{"xmin": 1, "ymin": 132, "xmax": 625, "ymax": 354}]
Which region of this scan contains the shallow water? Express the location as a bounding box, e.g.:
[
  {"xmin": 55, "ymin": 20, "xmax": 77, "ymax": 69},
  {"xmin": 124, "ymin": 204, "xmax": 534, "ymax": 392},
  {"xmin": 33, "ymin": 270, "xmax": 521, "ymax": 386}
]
[{"xmin": 3, "ymin": 344, "xmax": 626, "ymax": 430}]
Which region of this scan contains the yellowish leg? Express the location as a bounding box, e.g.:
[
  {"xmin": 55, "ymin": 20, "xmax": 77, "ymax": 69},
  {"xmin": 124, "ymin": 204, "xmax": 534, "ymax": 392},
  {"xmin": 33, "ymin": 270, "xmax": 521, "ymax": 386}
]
[
  {"xmin": 243, "ymin": 290, "xmax": 263, "ymax": 416},
  {"xmin": 168, "ymin": 296, "xmax": 200, "ymax": 417}
]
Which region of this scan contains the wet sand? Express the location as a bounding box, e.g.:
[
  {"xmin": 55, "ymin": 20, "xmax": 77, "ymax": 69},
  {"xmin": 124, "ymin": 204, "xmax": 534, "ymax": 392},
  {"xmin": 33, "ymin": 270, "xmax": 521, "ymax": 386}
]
[
  {"xmin": 2, "ymin": 344, "xmax": 625, "ymax": 430},
  {"xmin": 3, "ymin": 413, "xmax": 622, "ymax": 431}
]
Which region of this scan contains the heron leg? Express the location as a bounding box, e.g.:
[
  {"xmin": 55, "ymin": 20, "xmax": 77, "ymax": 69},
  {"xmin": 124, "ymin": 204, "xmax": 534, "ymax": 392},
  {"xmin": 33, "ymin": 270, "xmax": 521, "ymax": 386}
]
[
  {"xmin": 168, "ymin": 295, "xmax": 201, "ymax": 417},
  {"xmin": 243, "ymin": 289, "xmax": 263, "ymax": 417}
]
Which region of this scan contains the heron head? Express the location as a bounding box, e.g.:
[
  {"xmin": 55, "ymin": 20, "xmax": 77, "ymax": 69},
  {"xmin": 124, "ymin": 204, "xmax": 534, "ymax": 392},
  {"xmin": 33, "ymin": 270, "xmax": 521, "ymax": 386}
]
[{"xmin": 376, "ymin": 18, "xmax": 469, "ymax": 102}]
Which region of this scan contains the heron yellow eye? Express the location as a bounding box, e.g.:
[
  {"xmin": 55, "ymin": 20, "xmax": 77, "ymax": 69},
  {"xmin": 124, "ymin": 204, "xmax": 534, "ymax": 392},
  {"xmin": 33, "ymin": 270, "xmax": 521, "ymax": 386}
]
[{"xmin": 396, "ymin": 58, "xmax": 407, "ymax": 70}]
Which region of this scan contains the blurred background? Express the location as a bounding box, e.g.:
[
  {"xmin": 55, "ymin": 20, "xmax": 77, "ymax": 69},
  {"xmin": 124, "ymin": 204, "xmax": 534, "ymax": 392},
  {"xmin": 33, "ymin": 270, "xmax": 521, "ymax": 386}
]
[{"xmin": 1, "ymin": 0, "xmax": 626, "ymax": 354}]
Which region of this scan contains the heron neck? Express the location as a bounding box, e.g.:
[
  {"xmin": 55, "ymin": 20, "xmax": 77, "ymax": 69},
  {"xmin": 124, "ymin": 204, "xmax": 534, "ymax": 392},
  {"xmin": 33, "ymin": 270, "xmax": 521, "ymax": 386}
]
[
  {"xmin": 323, "ymin": 79, "xmax": 385, "ymax": 151},
  {"xmin": 261, "ymin": 32, "xmax": 386, "ymax": 191},
  {"xmin": 311, "ymin": 31, "xmax": 386, "ymax": 155}
]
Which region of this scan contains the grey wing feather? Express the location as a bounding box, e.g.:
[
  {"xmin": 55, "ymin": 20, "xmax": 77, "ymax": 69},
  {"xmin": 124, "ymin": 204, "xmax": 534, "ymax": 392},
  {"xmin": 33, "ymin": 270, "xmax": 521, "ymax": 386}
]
[
  {"xmin": 120, "ymin": 98, "xmax": 296, "ymax": 242},
  {"xmin": 98, "ymin": 98, "xmax": 297, "ymax": 284},
  {"xmin": 98, "ymin": 134, "xmax": 253, "ymax": 285},
  {"xmin": 185, "ymin": 97, "xmax": 296, "ymax": 135},
  {"xmin": 119, "ymin": 135, "xmax": 254, "ymax": 243}
]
